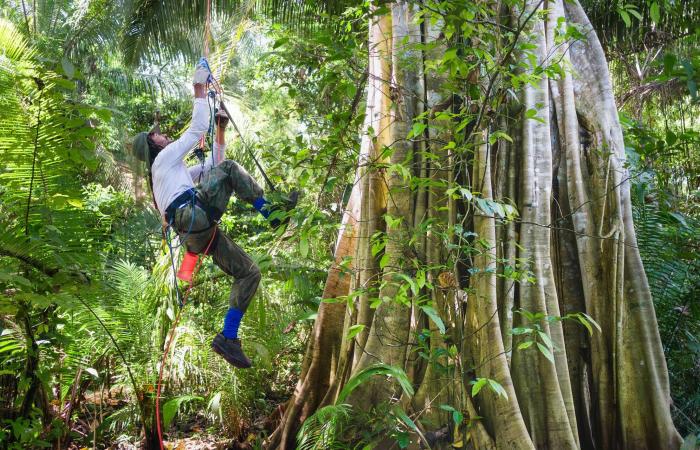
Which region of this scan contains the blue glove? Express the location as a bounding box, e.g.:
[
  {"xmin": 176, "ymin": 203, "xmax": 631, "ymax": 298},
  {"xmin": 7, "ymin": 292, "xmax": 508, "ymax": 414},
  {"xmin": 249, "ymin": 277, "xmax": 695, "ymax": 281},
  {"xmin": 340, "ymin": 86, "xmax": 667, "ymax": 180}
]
[{"xmin": 198, "ymin": 57, "xmax": 212, "ymax": 72}]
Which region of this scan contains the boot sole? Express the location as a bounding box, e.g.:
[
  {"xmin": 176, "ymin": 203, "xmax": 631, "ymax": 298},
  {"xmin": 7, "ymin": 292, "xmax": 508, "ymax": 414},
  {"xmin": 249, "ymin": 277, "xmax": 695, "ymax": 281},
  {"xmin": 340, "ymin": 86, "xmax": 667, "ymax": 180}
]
[{"xmin": 211, "ymin": 340, "xmax": 252, "ymax": 369}]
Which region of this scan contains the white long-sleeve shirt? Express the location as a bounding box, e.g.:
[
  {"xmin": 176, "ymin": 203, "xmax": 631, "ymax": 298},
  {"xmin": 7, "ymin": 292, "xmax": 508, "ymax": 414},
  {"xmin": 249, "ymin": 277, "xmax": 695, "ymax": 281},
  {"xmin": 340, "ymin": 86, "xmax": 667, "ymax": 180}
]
[{"xmin": 151, "ymin": 98, "xmax": 225, "ymax": 215}]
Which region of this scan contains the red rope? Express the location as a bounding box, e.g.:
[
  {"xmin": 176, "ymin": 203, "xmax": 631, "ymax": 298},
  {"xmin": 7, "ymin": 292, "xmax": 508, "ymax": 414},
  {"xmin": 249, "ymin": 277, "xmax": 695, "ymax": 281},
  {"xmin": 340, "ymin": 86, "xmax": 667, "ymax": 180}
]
[{"xmin": 155, "ymin": 226, "xmax": 218, "ymax": 449}]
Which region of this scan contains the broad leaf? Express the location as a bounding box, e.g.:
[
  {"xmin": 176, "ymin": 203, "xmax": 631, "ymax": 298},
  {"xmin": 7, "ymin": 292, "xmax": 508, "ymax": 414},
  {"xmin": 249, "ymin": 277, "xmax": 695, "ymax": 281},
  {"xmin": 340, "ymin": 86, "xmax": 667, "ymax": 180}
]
[{"xmin": 337, "ymin": 364, "xmax": 414, "ymax": 403}]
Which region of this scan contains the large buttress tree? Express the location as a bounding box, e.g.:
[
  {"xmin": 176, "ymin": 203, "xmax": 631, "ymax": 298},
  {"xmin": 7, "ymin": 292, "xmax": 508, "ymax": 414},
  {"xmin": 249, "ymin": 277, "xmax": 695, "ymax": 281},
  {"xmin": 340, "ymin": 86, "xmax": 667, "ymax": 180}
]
[{"xmin": 269, "ymin": 0, "xmax": 682, "ymax": 449}]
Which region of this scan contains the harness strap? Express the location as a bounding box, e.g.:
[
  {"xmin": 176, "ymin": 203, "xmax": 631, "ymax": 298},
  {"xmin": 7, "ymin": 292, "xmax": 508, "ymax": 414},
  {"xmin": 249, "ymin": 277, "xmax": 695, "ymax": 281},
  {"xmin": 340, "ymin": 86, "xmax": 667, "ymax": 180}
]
[
  {"xmin": 165, "ymin": 188, "xmax": 222, "ymax": 226},
  {"xmin": 164, "ymin": 189, "xmax": 222, "ymax": 256}
]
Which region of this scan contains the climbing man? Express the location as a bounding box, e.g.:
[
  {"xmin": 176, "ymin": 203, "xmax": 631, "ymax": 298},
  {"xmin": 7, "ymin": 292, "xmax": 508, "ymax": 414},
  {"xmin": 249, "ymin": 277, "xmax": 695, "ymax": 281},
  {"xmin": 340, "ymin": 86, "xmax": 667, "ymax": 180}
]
[{"xmin": 132, "ymin": 61, "xmax": 296, "ymax": 368}]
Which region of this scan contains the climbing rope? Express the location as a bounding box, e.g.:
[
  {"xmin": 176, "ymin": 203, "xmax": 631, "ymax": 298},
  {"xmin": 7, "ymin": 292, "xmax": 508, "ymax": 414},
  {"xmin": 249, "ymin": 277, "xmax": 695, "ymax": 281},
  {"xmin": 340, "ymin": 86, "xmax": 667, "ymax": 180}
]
[
  {"xmin": 201, "ymin": 65, "xmax": 277, "ymax": 192},
  {"xmin": 155, "ymin": 225, "xmax": 217, "ymax": 450},
  {"xmin": 217, "ymin": 99, "xmax": 277, "ymax": 192},
  {"xmin": 203, "ymin": 0, "xmax": 211, "ymax": 58}
]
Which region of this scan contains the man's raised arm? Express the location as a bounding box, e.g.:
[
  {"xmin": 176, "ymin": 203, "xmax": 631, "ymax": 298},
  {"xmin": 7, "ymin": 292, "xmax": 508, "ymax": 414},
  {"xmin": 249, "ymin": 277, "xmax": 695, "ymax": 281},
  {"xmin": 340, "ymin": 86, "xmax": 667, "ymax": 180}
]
[{"xmin": 153, "ymin": 65, "xmax": 211, "ymax": 170}]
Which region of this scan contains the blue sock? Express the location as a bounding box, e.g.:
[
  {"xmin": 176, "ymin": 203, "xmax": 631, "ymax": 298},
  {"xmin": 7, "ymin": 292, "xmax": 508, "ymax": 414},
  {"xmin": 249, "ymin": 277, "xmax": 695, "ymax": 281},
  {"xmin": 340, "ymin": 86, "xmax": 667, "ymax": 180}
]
[
  {"xmin": 222, "ymin": 307, "xmax": 244, "ymax": 339},
  {"xmin": 253, "ymin": 197, "xmax": 271, "ymax": 219}
]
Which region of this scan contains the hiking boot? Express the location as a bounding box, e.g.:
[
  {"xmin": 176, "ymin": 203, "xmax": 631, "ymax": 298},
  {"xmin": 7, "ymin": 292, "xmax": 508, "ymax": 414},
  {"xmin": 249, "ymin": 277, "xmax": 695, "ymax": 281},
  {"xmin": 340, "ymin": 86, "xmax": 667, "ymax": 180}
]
[
  {"xmin": 269, "ymin": 190, "xmax": 300, "ymax": 228},
  {"xmin": 211, "ymin": 333, "xmax": 252, "ymax": 369},
  {"xmin": 284, "ymin": 190, "xmax": 299, "ymax": 211}
]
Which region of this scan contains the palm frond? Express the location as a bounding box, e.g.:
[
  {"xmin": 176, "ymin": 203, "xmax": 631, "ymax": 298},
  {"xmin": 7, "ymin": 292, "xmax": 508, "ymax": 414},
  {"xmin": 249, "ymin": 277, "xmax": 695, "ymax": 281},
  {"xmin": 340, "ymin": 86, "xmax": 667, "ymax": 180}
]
[
  {"xmin": 633, "ymin": 199, "xmax": 700, "ymax": 434},
  {"xmin": 119, "ymin": 0, "xmax": 361, "ymax": 66},
  {"xmin": 581, "ymin": 0, "xmax": 700, "ymax": 55}
]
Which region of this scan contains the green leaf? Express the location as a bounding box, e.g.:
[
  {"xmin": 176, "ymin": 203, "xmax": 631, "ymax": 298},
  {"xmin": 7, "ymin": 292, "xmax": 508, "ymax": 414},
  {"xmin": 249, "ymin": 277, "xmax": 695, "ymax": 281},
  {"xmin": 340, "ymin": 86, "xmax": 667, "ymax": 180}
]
[
  {"xmin": 61, "ymin": 57, "xmax": 75, "ymax": 79},
  {"xmin": 627, "ymin": 7, "xmax": 643, "ymax": 21},
  {"xmin": 663, "ymin": 53, "xmax": 677, "ymax": 75},
  {"xmin": 440, "ymin": 405, "xmax": 465, "ymax": 425},
  {"xmin": 0, "ymin": 342, "xmax": 22, "ymax": 354},
  {"xmin": 52, "ymin": 78, "xmax": 75, "ymax": 90},
  {"xmin": 511, "ymin": 327, "xmax": 532, "ymax": 335},
  {"xmin": 162, "ymin": 395, "xmax": 203, "ymax": 429},
  {"xmin": 346, "ymin": 324, "xmax": 365, "ymax": 341},
  {"xmin": 395, "ymin": 273, "xmax": 419, "ymax": 296},
  {"xmin": 489, "ymin": 130, "xmax": 513, "ymax": 144},
  {"xmin": 420, "ymin": 305, "xmax": 446, "ymax": 334},
  {"xmin": 574, "ymin": 314, "xmax": 593, "ymax": 335},
  {"xmin": 416, "ymin": 270, "xmax": 426, "ymax": 289},
  {"xmin": 580, "ymin": 312, "xmax": 602, "ymax": 333},
  {"xmin": 393, "ymin": 405, "xmax": 418, "ymax": 432},
  {"xmin": 299, "ymin": 236, "xmax": 309, "ymax": 258},
  {"xmin": 487, "ymin": 379, "xmax": 508, "ymax": 399},
  {"xmin": 650, "ymin": 2, "xmax": 660, "ymax": 23},
  {"xmin": 337, "ymin": 364, "xmax": 414, "ymax": 403},
  {"xmin": 93, "ymin": 107, "xmax": 112, "ymax": 122},
  {"xmin": 618, "ymin": 9, "xmax": 631, "ymax": 27},
  {"xmin": 297, "ymin": 311, "xmax": 318, "ymax": 322},
  {"xmin": 0, "ymin": 271, "xmax": 32, "ymax": 289},
  {"xmin": 537, "ymin": 342, "xmax": 555, "ymax": 363},
  {"xmin": 408, "ymin": 122, "xmax": 427, "ymax": 139},
  {"xmin": 379, "ymin": 253, "xmax": 390, "ymax": 269},
  {"xmin": 396, "ymin": 432, "xmax": 410, "ymax": 449},
  {"xmin": 272, "ymin": 37, "xmax": 289, "ymax": 49},
  {"xmin": 536, "ymin": 330, "xmax": 554, "ymax": 349},
  {"xmin": 443, "ymin": 48, "xmax": 458, "ymax": 62},
  {"xmin": 448, "ymin": 344, "xmax": 458, "ymax": 357},
  {"xmin": 517, "ymin": 340, "xmax": 534, "ymax": 350},
  {"xmin": 471, "ymin": 378, "xmax": 488, "ymax": 397}
]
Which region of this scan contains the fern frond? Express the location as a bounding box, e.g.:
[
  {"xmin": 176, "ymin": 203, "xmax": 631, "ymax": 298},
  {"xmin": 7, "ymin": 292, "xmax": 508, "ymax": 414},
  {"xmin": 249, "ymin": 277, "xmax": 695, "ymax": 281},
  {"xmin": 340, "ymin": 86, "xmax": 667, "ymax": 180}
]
[{"xmin": 297, "ymin": 404, "xmax": 352, "ymax": 450}]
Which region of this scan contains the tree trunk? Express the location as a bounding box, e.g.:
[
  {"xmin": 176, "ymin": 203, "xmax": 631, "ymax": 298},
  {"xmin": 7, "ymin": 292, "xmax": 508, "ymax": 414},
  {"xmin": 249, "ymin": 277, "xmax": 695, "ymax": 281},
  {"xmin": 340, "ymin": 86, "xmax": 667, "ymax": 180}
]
[{"xmin": 270, "ymin": 1, "xmax": 681, "ymax": 449}]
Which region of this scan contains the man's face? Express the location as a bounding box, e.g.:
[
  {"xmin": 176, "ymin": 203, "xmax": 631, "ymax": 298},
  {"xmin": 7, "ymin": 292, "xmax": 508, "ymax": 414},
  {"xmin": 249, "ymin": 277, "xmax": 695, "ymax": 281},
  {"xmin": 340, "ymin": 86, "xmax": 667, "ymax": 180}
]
[{"xmin": 149, "ymin": 132, "xmax": 171, "ymax": 149}]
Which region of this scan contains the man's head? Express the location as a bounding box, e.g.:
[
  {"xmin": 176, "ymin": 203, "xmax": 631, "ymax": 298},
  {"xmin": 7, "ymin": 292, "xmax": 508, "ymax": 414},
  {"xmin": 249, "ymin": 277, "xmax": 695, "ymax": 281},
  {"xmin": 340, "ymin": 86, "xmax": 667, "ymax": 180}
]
[{"xmin": 133, "ymin": 128, "xmax": 172, "ymax": 165}]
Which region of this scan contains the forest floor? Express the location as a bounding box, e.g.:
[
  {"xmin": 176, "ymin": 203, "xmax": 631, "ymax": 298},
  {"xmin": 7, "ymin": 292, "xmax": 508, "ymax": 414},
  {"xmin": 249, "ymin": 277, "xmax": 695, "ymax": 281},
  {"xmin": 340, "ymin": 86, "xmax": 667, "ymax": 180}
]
[{"xmin": 62, "ymin": 386, "xmax": 286, "ymax": 449}]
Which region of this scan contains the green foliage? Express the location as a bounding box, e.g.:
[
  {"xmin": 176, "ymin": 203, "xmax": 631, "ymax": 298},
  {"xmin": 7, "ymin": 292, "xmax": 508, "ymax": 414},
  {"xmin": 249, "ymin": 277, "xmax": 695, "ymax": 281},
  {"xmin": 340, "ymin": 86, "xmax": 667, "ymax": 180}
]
[
  {"xmin": 336, "ymin": 363, "xmax": 414, "ymax": 404},
  {"xmin": 512, "ymin": 310, "xmax": 601, "ymax": 363},
  {"xmin": 297, "ymin": 404, "xmax": 353, "ymax": 450},
  {"xmin": 296, "ymin": 358, "xmax": 440, "ymax": 448},
  {"xmin": 633, "ymin": 194, "xmax": 700, "ymax": 435},
  {"xmin": 583, "ymin": 0, "xmax": 699, "ymax": 55},
  {"xmin": 0, "ymin": 0, "xmax": 697, "ymax": 446},
  {"xmin": 471, "ymin": 377, "xmax": 508, "ymax": 399},
  {"xmin": 0, "ymin": 414, "xmax": 60, "ymax": 449},
  {"xmin": 121, "ymin": 0, "xmax": 361, "ymax": 65},
  {"xmin": 162, "ymin": 395, "xmax": 203, "ymax": 429}
]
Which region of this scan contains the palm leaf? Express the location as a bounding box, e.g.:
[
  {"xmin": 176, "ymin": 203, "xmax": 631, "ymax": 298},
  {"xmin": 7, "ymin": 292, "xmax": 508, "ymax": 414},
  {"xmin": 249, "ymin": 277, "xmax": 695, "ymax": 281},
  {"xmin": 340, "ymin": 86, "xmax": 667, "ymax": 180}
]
[{"xmin": 120, "ymin": 0, "xmax": 361, "ymax": 66}]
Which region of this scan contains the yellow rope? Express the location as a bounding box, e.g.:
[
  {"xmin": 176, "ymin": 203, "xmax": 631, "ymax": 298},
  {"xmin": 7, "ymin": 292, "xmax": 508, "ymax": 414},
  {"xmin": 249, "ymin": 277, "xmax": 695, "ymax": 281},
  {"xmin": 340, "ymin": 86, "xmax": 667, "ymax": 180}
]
[{"xmin": 203, "ymin": 0, "xmax": 212, "ymax": 58}]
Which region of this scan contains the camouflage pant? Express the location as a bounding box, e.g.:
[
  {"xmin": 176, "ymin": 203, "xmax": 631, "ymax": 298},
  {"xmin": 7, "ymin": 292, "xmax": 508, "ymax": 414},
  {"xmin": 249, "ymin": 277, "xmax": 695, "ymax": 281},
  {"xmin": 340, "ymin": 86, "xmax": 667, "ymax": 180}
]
[{"xmin": 172, "ymin": 160, "xmax": 264, "ymax": 312}]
